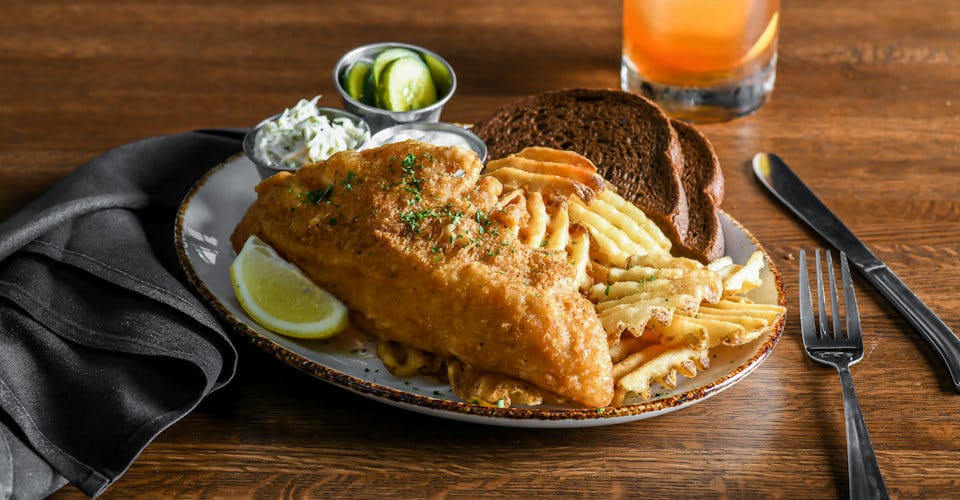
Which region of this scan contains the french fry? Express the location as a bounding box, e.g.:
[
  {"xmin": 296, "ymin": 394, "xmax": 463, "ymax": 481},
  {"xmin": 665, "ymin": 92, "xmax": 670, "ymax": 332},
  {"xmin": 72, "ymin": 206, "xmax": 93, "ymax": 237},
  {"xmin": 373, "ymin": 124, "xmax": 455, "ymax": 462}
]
[
  {"xmin": 656, "ymin": 315, "xmax": 710, "ymax": 350},
  {"xmin": 614, "ymin": 344, "xmax": 709, "ymax": 401},
  {"xmin": 544, "ymin": 200, "xmax": 570, "ymax": 251},
  {"xmin": 515, "ymin": 147, "xmax": 598, "ymax": 173},
  {"xmin": 596, "ymin": 289, "xmax": 700, "ymax": 316},
  {"xmin": 569, "ymin": 201, "xmax": 648, "ymax": 261},
  {"xmin": 519, "ymin": 191, "xmax": 548, "ymax": 247},
  {"xmin": 581, "ymin": 197, "xmax": 670, "ymax": 257},
  {"xmin": 707, "ymin": 251, "xmax": 765, "ymax": 295},
  {"xmin": 566, "ymin": 225, "xmax": 592, "ymax": 290},
  {"xmin": 699, "ymin": 298, "xmax": 785, "ymax": 324},
  {"xmin": 607, "ymin": 265, "xmax": 683, "ymax": 283},
  {"xmin": 627, "ymin": 253, "xmax": 702, "ymax": 272},
  {"xmin": 493, "ymin": 189, "xmax": 527, "ymax": 239},
  {"xmin": 488, "ymin": 167, "xmax": 598, "ymax": 202},
  {"xmin": 611, "ymin": 343, "xmax": 673, "ymax": 380},
  {"xmin": 445, "ymin": 360, "xmax": 545, "ymax": 407},
  {"xmin": 705, "ymin": 256, "xmax": 733, "ymax": 271},
  {"xmin": 587, "ymin": 260, "xmax": 611, "ymax": 285},
  {"xmin": 608, "ymin": 330, "xmax": 659, "ymax": 360},
  {"xmin": 486, "ymin": 155, "xmax": 604, "ymax": 194},
  {"xmin": 598, "ymin": 300, "xmax": 675, "ymax": 337},
  {"xmin": 377, "ymin": 340, "xmax": 440, "ymax": 377},
  {"xmin": 667, "ymin": 314, "xmax": 748, "ymax": 348},
  {"xmin": 595, "ymin": 190, "xmax": 672, "ymax": 254},
  {"xmin": 583, "ymin": 225, "xmax": 631, "ymax": 268}
]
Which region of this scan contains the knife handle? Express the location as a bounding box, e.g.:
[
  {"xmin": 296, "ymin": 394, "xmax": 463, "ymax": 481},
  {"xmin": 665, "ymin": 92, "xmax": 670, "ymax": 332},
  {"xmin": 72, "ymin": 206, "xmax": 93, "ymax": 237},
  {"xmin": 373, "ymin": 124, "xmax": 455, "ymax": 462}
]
[{"xmin": 864, "ymin": 266, "xmax": 960, "ymax": 392}]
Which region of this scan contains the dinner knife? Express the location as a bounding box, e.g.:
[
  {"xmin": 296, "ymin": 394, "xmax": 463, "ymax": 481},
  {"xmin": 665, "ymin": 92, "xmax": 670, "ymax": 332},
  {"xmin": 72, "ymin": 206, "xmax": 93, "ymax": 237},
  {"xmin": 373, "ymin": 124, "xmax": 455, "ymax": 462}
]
[{"xmin": 753, "ymin": 152, "xmax": 960, "ymax": 392}]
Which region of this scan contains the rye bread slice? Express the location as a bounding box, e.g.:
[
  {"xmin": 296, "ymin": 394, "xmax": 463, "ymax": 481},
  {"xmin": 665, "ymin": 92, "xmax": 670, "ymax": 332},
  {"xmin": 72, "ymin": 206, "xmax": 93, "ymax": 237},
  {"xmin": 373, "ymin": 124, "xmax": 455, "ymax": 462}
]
[
  {"xmin": 473, "ymin": 89, "xmax": 689, "ymax": 247},
  {"xmin": 671, "ymin": 119, "xmax": 725, "ymax": 263}
]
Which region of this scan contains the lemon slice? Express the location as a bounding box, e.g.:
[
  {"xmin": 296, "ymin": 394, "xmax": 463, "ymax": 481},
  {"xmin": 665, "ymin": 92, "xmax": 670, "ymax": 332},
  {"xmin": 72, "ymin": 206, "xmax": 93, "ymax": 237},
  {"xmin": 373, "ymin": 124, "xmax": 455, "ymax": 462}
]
[{"xmin": 230, "ymin": 235, "xmax": 348, "ymax": 339}]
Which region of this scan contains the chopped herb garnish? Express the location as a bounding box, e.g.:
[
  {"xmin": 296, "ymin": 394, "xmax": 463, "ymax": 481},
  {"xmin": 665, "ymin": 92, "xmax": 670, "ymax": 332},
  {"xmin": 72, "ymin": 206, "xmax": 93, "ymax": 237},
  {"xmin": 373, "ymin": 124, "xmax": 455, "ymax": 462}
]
[
  {"xmin": 301, "ymin": 184, "xmax": 334, "ymax": 205},
  {"xmin": 604, "ymin": 285, "xmax": 611, "ymax": 296},
  {"xmin": 399, "ymin": 208, "xmax": 435, "ymax": 233},
  {"xmin": 343, "ymin": 170, "xmax": 356, "ymax": 191},
  {"xmin": 474, "ymin": 209, "xmax": 492, "ymax": 227}
]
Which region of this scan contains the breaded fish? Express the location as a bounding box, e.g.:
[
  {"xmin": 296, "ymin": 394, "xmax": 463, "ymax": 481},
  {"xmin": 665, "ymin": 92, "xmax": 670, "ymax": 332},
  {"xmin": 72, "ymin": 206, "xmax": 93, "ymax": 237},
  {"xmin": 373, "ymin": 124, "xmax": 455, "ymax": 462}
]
[{"xmin": 231, "ymin": 141, "xmax": 613, "ymax": 407}]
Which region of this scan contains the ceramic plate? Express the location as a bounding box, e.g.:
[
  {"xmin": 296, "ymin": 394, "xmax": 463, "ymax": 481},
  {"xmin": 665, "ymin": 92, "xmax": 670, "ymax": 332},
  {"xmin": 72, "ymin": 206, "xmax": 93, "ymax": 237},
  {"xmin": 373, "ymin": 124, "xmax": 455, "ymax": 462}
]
[{"xmin": 176, "ymin": 154, "xmax": 786, "ymax": 428}]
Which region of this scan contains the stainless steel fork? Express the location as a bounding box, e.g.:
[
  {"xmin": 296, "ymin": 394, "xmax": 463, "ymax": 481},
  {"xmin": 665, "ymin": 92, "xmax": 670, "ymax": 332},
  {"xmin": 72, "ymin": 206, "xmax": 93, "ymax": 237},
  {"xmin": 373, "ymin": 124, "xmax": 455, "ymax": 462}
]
[{"xmin": 799, "ymin": 249, "xmax": 889, "ymax": 500}]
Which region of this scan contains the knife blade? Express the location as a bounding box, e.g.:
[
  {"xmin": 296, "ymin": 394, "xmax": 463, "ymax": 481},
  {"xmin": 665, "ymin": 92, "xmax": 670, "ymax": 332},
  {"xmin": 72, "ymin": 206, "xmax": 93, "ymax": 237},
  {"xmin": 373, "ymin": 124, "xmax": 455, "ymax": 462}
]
[{"xmin": 753, "ymin": 152, "xmax": 960, "ymax": 392}]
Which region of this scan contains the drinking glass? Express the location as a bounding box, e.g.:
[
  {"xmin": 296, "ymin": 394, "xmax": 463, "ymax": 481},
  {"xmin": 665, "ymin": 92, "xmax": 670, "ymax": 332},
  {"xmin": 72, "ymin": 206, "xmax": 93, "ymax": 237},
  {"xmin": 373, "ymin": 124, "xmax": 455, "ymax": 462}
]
[{"xmin": 621, "ymin": 0, "xmax": 780, "ymax": 122}]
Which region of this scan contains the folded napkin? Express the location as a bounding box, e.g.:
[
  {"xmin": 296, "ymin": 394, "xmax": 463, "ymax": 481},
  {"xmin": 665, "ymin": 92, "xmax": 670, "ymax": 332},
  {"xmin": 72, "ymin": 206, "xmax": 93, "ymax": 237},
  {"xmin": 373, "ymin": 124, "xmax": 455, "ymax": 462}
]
[{"xmin": 0, "ymin": 130, "xmax": 244, "ymax": 498}]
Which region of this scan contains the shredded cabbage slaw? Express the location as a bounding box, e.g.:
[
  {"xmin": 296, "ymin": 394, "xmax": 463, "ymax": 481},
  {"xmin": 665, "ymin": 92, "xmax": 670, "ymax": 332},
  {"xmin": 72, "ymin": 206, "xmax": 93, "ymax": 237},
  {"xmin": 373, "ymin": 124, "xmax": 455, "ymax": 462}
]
[{"xmin": 254, "ymin": 96, "xmax": 369, "ymax": 169}]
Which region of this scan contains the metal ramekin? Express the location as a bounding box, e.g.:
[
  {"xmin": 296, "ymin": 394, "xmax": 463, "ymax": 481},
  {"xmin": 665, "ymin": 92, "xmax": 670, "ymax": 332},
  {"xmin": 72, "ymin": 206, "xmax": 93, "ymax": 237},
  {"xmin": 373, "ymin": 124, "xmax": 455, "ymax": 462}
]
[
  {"xmin": 332, "ymin": 42, "xmax": 457, "ymax": 133},
  {"xmin": 243, "ymin": 106, "xmax": 370, "ymax": 180}
]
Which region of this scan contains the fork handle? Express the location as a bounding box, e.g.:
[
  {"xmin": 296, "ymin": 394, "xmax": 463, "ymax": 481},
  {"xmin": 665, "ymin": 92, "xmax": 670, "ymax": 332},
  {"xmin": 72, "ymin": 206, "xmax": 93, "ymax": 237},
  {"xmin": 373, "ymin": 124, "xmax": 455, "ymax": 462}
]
[
  {"xmin": 864, "ymin": 266, "xmax": 960, "ymax": 392},
  {"xmin": 838, "ymin": 365, "xmax": 889, "ymax": 500}
]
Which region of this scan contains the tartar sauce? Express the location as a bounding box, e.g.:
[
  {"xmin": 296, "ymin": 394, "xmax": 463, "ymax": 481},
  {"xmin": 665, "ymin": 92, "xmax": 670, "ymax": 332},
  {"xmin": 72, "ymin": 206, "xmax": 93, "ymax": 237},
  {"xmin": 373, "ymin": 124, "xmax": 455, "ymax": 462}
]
[{"xmin": 254, "ymin": 96, "xmax": 369, "ymax": 169}]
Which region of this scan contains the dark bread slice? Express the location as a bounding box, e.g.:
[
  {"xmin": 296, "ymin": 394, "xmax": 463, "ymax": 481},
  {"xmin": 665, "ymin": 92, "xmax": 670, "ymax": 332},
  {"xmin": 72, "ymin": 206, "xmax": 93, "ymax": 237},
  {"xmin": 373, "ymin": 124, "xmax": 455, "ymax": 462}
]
[
  {"xmin": 473, "ymin": 89, "xmax": 689, "ymax": 247},
  {"xmin": 671, "ymin": 119, "xmax": 725, "ymax": 263}
]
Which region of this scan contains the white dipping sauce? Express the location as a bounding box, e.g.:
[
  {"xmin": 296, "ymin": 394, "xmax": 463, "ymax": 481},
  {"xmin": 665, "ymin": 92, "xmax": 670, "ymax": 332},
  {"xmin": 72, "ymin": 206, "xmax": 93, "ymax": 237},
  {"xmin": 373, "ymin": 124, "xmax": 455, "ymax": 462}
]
[
  {"xmin": 365, "ymin": 122, "xmax": 487, "ymax": 162},
  {"xmin": 375, "ymin": 129, "xmax": 474, "ymax": 149}
]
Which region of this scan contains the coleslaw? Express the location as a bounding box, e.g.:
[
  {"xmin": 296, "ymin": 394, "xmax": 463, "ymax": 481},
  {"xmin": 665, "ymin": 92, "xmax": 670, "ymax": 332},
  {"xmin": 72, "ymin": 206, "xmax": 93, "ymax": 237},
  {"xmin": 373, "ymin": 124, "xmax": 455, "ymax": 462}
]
[{"xmin": 254, "ymin": 96, "xmax": 369, "ymax": 169}]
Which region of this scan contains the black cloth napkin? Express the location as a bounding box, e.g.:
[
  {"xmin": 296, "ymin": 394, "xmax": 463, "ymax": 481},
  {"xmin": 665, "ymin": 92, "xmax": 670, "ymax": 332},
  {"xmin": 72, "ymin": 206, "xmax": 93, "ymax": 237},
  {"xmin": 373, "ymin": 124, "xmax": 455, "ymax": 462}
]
[{"xmin": 0, "ymin": 130, "xmax": 244, "ymax": 498}]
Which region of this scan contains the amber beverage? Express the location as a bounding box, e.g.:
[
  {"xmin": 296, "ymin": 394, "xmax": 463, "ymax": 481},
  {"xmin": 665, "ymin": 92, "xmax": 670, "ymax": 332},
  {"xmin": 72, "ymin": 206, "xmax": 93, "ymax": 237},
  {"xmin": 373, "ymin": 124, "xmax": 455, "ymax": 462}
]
[{"xmin": 621, "ymin": 0, "xmax": 780, "ymax": 122}]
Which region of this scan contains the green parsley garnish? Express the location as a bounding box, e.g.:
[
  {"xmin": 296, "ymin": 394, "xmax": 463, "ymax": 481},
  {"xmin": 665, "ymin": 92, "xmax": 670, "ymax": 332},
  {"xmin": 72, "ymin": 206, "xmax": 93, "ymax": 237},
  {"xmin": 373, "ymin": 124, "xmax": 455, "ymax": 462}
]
[
  {"xmin": 301, "ymin": 184, "xmax": 334, "ymax": 205},
  {"xmin": 399, "ymin": 208, "xmax": 434, "ymax": 233}
]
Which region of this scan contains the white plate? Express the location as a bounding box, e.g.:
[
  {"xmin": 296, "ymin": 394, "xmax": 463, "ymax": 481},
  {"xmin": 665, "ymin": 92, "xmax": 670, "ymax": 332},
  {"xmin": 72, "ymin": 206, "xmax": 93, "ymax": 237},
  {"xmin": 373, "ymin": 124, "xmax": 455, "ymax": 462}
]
[{"xmin": 175, "ymin": 154, "xmax": 786, "ymax": 428}]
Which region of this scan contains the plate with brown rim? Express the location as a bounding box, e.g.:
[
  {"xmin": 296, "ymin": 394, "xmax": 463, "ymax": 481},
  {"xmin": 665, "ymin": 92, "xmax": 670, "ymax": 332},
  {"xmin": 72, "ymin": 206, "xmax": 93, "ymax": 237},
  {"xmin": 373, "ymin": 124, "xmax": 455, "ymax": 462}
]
[{"xmin": 175, "ymin": 153, "xmax": 786, "ymax": 428}]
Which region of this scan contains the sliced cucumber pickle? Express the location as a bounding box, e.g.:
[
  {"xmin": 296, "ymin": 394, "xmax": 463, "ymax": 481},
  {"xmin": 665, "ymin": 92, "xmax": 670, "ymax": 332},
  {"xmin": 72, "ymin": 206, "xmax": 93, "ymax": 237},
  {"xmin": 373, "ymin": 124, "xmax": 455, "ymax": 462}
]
[
  {"xmin": 421, "ymin": 53, "xmax": 452, "ymax": 96},
  {"xmin": 378, "ymin": 57, "xmax": 438, "ymax": 112},
  {"xmin": 343, "ymin": 61, "xmax": 371, "ymax": 103},
  {"xmin": 371, "ymin": 48, "xmax": 421, "ymax": 86},
  {"xmin": 362, "ymin": 68, "xmax": 377, "ymax": 106}
]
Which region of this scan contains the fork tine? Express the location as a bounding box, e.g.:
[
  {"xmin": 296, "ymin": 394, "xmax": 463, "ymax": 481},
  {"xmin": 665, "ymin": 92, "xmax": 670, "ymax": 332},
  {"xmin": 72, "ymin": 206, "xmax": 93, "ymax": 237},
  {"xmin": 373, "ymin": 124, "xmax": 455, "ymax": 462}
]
[
  {"xmin": 826, "ymin": 251, "xmax": 844, "ymax": 338},
  {"xmin": 840, "ymin": 252, "xmax": 863, "ymax": 345},
  {"xmin": 815, "ymin": 250, "xmax": 831, "ymax": 338},
  {"xmin": 798, "ymin": 249, "xmax": 817, "ymax": 346}
]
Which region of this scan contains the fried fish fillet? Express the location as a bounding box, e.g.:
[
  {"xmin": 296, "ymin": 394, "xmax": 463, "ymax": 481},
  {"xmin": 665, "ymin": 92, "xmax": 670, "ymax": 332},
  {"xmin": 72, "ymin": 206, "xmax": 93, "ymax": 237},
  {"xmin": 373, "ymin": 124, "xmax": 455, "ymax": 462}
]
[{"xmin": 231, "ymin": 141, "xmax": 614, "ymax": 407}]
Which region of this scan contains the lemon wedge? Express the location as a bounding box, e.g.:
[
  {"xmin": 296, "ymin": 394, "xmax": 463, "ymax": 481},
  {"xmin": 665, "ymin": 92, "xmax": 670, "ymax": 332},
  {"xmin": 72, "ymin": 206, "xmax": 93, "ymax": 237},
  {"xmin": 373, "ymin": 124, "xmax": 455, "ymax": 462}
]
[{"xmin": 230, "ymin": 235, "xmax": 348, "ymax": 339}]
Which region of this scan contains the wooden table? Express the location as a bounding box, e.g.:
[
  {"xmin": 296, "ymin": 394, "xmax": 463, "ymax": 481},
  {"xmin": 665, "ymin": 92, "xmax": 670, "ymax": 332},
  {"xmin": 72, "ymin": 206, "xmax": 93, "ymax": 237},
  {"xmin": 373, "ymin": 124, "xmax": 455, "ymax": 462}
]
[{"xmin": 3, "ymin": 0, "xmax": 958, "ymax": 497}]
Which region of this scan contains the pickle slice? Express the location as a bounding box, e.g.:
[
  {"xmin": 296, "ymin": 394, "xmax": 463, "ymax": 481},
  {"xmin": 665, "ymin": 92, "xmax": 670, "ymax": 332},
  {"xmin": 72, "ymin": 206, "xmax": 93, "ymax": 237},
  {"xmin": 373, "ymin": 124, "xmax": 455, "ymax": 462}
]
[
  {"xmin": 371, "ymin": 47, "xmax": 421, "ymax": 86},
  {"xmin": 421, "ymin": 53, "xmax": 453, "ymax": 96},
  {"xmin": 378, "ymin": 57, "xmax": 438, "ymax": 111},
  {"xmin": 343, "ymin": 61, "xmax": 371, "ymax": 103}
]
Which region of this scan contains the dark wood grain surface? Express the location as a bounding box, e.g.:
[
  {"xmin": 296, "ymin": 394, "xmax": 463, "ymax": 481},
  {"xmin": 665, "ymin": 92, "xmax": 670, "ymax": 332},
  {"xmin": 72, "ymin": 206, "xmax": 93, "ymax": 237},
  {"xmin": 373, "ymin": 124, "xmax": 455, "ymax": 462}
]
[{"xmin": 2, "ymin": 0, "xmax": 958, "ymax": 497}]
